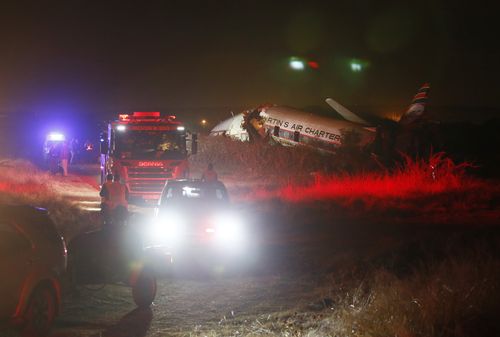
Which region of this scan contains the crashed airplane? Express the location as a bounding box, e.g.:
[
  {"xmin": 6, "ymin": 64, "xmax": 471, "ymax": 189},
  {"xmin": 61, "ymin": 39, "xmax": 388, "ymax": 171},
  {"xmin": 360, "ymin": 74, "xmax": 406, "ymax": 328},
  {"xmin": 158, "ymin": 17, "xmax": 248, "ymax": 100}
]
[{"xmin": 210, "ymin": 83, "xmax": 431, "ymax": 154}]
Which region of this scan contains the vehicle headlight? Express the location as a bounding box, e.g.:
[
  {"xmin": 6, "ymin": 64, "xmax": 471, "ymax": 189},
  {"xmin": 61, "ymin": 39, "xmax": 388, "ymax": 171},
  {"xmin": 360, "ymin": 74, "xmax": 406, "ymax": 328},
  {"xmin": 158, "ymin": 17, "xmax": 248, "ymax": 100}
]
[
  {"xmin": 149, "ymin": 211, "xmax": 185, "ymax": 244},
  {"xmin": 212, "ymin": 212, "xmax": 245, "ymax": 244}
]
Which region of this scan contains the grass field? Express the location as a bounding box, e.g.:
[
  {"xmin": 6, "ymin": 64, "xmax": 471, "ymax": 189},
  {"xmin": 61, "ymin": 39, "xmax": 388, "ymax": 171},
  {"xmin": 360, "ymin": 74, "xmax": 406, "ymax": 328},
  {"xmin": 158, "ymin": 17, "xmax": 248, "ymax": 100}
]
[
  {"xmin": 194, "ymin": 137, "xmax": 498, "ymax": 225},
  {"xmin": 0, "ymin": 158, "xmax": 98, "ymax": 240},
  {"xmin": 1, "ymin": 146, "xmax": 500, "ymax": 336}
]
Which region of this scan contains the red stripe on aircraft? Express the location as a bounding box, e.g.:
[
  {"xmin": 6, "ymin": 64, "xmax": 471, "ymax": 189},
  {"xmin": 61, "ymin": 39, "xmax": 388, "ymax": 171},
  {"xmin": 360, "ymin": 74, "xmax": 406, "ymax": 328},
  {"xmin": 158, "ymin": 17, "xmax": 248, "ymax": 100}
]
[{"xmin": 414, "ymin": 92, "xmax": 428, "ymax": 100}]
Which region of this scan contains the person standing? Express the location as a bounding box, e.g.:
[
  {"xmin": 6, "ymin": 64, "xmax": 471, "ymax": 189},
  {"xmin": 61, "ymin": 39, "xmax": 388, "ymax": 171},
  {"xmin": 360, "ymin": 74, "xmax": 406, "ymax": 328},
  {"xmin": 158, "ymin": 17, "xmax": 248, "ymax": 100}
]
[
  {"xmin": 60, "ymin": 141, "xmax": 71, "ymax": 176},
  {"xmin": 48, "ymin": 143, "xmax": 60, "ymax": 174},
  {"xmin": 201, "ymin": 163, "xmax": 218, "ymax": 182},
  {"xmin": 100, "ymin": 173, "xmax": 129, "ymax": 226},
  {"xmin": 70, "ymin": 138, "xmax": 79, "ymax": 164},
  {"xmin": 100, "ymin": 174, "xmax": 114, "ymax": 225}
]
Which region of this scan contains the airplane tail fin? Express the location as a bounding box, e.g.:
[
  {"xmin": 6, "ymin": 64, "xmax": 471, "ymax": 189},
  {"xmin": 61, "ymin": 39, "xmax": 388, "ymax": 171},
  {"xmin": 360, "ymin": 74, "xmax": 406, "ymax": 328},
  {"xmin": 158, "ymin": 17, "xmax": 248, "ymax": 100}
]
[{"xmin": 399, "ymin": 83, "xmax": 430, "ymax": 125}]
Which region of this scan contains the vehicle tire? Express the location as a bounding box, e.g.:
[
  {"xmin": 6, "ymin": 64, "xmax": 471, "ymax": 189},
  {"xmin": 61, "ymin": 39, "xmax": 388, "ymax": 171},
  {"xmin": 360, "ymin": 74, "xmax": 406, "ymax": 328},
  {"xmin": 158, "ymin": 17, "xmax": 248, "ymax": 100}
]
[
  {"xmin": 21, "ymin": 285, "xmax": 57, "ymax": 337},
  {"xmin": 132, "ymin": 269, "xmax": 157, "ymax": 308}
]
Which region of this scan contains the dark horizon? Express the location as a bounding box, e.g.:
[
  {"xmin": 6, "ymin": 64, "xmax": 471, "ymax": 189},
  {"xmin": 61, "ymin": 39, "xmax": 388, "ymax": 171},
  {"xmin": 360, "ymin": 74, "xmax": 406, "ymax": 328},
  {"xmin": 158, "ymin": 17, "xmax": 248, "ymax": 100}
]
[{"xmin": 1, "ymin": 0, "xmax": 499, "ymax": 121}]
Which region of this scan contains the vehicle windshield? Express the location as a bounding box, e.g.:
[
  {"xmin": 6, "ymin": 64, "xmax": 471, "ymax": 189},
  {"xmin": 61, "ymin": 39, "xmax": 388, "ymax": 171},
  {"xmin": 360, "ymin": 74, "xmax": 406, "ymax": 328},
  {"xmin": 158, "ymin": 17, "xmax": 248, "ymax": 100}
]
[
  {"xmin": 160, "ymin": 184, "xmax": 229, "ymax": 206},
  {"xmin": 114, "ymin": 130, "xmax": 186, "ymax": 160}
]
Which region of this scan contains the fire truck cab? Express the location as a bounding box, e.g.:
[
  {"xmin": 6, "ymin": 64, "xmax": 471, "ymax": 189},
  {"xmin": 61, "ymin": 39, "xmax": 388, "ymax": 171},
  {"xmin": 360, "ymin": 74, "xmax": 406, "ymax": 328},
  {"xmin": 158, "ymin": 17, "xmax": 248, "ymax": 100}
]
[{"xmin": 100, "ymin": 112, "xmax": 197, "ymax": 205}]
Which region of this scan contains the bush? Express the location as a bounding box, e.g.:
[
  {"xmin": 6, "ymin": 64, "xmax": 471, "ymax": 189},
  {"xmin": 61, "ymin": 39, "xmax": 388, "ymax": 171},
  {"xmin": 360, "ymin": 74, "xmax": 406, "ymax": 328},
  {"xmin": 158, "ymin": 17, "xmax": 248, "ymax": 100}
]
[{"xmin": 190, "ymin": 136, "xmax": 332, "ymax": 184}]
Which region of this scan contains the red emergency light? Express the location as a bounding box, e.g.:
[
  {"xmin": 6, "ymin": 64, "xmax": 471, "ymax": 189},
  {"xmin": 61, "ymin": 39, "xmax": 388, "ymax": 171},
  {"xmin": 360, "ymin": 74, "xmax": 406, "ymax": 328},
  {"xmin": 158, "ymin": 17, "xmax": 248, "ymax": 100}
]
[
  {"xmin": 133, "ymin": 112, "xmax": 161, "ymax": 118},
  {"xmin": 117, "ymin": 111, "xmax": 178, "ymax": 124},
  {"xmin": 119, "ymin": 114, "xmax": 130, "ymax": 121}
]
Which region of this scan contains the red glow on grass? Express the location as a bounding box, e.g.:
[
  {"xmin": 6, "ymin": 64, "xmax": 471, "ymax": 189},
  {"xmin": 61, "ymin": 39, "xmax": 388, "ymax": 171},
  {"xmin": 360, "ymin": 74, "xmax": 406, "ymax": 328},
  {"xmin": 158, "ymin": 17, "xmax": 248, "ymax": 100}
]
[
  {"xmin": 0, "ymin": 181, "xmax": 53, "ymax": 199},
  {"xmin": 233, "ymin": 153, "xmax": 497, "ymax": 218},
  {"xmin": 279, "ymin": 154, "xmax": 472, "ymax": 202}
]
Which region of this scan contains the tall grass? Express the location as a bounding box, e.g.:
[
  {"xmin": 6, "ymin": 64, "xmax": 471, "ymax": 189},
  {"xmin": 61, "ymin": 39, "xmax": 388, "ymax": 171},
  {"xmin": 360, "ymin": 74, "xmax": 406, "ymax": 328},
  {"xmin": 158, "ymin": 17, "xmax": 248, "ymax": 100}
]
[
  {"xmin": 190, "ymin": 136, "xmax": 331, "ymax": 184},
  {"xmin": 279, "ymin": 152, "xmax": 482, "ymax": 200},
  {"xmin": 191, "ymin": 137, "xmax": 497, "ymax": 218},
  {"xmin": 322, "ymin": 252, "xmax": 500, "ymax": 337},
  {"xmin": 226, "ymin": 151, "xmax": 495, "ymax": 218},
  {"xmin": 0, "ymin": 158, "xmax": 97, "ymax": 240}
]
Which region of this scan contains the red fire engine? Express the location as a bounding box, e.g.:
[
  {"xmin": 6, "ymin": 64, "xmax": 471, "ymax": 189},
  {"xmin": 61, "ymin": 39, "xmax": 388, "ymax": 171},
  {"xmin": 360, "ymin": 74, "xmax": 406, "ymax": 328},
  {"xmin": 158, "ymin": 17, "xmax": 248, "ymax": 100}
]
[{"xmin": 100, "ymin": 112, "xmax": 197, "ymax": 204}]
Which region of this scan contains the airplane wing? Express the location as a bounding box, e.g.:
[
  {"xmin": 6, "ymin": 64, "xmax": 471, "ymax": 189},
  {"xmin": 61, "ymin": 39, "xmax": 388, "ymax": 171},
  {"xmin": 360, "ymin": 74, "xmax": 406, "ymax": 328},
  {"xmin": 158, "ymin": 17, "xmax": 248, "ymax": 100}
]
[{"xmin": 325, "ymin": 98, "xmax": 370, "ymax": 125}]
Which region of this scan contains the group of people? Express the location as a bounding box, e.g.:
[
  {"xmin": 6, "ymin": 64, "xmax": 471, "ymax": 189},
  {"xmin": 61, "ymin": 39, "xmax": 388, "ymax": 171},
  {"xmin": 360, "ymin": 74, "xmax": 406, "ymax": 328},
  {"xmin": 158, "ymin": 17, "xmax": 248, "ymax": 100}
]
[
  {"xmin": 47, "ymin": 138, "xmax": 97, "ymax": 176},
  {"xmin": 99, "ymin": 163, "xmax": 218, "ymax": 226}
]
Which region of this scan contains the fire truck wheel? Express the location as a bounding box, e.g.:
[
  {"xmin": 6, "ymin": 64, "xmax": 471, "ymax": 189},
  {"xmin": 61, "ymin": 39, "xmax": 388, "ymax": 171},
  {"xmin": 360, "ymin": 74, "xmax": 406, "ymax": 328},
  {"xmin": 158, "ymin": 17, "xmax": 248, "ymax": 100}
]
[{"xmin": 132, "ymin": 269, "xmax": 157, "ymax": 308}]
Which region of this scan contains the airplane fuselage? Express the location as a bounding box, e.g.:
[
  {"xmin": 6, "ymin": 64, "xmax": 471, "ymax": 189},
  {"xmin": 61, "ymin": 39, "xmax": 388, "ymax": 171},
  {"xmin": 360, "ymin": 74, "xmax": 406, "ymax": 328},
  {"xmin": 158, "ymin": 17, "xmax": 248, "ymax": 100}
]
[
  {"xmin": 259, "ymin": 106, "xmax": 374, "ymax": 152},
  {"xmin": 211, "ymin": 105, "xmax": 375, "ymax": 153},
  {"xmin": 210, "ymin": 83, "xmax": 430, "ymax": 156}
]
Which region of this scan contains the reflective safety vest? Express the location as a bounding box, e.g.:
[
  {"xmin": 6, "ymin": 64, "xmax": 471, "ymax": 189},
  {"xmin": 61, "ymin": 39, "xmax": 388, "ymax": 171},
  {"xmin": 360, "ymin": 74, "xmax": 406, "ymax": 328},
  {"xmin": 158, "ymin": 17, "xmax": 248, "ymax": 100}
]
[{"xmin": 101, "ymin": 181, "xmax": 128, "ymax": 209}]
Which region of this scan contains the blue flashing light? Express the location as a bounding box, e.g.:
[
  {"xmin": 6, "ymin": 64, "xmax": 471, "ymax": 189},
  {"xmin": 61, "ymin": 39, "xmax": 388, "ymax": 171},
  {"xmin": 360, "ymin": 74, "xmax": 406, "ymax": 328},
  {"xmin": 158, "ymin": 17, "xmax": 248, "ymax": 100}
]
[{"xmin": 47, "ymin": 132, "xmax": 65, "ymax": 141}]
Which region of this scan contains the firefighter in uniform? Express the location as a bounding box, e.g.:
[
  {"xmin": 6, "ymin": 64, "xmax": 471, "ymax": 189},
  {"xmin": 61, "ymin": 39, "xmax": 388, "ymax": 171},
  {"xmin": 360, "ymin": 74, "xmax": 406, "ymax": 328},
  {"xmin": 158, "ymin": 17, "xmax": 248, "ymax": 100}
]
[{"xmin": 100, "ymin": 173, "xmax": 129, "ymax": 226}]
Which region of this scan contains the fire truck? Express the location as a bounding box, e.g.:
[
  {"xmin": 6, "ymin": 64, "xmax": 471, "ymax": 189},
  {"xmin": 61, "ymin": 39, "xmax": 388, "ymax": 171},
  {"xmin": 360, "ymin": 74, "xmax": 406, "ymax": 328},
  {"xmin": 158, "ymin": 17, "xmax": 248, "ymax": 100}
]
[{"xmin": 100, "ymin": 112, "xmax": 197, "ymax": 204}]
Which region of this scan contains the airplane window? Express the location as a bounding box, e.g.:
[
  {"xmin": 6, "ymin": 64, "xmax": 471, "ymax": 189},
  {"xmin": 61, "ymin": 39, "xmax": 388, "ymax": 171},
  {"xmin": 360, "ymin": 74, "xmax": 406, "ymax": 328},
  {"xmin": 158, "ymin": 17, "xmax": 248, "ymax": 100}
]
[
  {"xmin": 294, "ymin": 131, "xmax": 300, "ymax": 142},
  {"xmin": 273, "ymin": 126, "xmax": 280, "ymax": 137},
  {"xmin": 280, "ymin": 130, "xmax": 290, "ymax": 139}
]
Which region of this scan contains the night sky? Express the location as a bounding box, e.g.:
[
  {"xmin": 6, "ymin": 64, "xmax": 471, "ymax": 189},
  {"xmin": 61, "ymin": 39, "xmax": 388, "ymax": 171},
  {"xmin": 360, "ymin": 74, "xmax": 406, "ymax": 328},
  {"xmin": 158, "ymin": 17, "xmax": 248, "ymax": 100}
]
[{"xmin": 1, "ymin": 0, "xmax": 499, "ymax": 122}]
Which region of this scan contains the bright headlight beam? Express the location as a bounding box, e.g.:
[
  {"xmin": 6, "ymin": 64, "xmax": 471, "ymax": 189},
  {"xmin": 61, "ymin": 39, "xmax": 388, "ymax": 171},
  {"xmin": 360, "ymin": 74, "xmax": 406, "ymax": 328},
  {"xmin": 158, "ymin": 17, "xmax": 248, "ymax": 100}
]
[
  {"xmin": 116, "ymin": 125, "xmax": 126, "ymax": 132},
  {"xmin": 150, "ymin": 211, "xmax": 186, "ymax": 244},
  {"xmin": 213, "ymin": 213, "xmax": 245, "ymax": 244}
]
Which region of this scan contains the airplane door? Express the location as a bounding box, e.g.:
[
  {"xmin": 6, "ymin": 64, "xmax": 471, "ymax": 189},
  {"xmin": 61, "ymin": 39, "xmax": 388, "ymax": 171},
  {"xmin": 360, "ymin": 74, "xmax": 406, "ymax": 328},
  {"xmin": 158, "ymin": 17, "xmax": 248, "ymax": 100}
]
[{"xmin": 0, "ymin": 222, "xmax": 33, "ymax": 318}]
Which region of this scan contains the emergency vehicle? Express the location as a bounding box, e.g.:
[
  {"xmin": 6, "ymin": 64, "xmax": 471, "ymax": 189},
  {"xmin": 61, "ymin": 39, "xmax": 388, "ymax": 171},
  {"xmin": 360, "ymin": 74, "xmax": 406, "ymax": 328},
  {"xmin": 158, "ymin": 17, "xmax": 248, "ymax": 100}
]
[
  {"xmin": 43, "ymin": 132, "xmax": 66, "ymax": 162},
  {"xmin": 100, "ymin": 112, "xmax": 197, "ymax": 204}
]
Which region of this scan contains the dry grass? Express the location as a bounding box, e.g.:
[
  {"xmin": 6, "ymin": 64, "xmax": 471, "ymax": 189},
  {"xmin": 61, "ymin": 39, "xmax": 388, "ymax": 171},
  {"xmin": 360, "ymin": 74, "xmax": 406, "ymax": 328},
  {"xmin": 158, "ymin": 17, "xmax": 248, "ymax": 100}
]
[
  {"xmin": 186, "ymin": 242, "xmax": 500, "ymax": 337},
  {"xmin": 0, "ymin": 158, "xmax": 98, "ymax": 240},
  {"xmin": 2, "ymin": 147, "xmax": 499, "ymax": 337},
  {"xmin": 320, "ymin": 252, "xmax": 500, "ymax": 337},
  {"xmin": 186, "ymin": 141, "xmax": 500, "ymax": 336},
  {"xmin": 192, "ymin": 137, "xmax": 496, "ymax": 200},
  {"xmin": 190, "ymin": 136, "xmax": 330, "ymax": 184},
  {"xmin": 222, "ymin": 150, "xmax": 498, "ymax": 222},
  {"xmin": 279, "ymin": 153, "xmax": 491, "ymax": 202}
]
